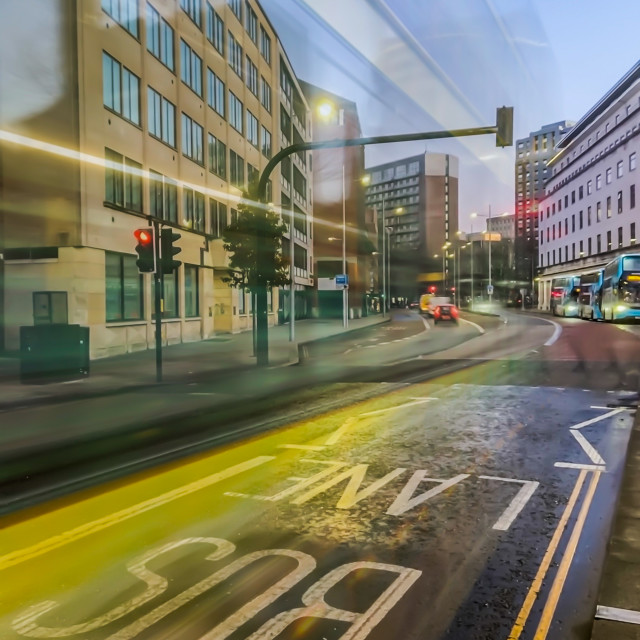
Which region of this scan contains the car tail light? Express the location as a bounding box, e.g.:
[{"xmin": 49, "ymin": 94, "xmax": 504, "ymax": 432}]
[
  {"xmin": 451, "ymin": 307, "xmax": 459, "ymax": 317},
  {"xmin": 434, "ymin": 307, "xmax": 441, "ymax": 318}
]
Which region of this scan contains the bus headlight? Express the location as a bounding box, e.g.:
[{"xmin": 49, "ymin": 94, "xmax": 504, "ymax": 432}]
[{"xmin": 616, "ymin": 304, "xmax": 628, "ymax": 312}]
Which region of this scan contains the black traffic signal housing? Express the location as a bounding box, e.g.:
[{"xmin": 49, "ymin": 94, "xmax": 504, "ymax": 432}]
[
  {"xmin": 160, "ymin": 228, "xmax": 182, "ymax": 274},
  {"xmin": 496, "ymin": 106, "xmax": 514, "ymax": 148},
  {"xmin": 134, "ymin": 227, "xmax": 156, "ymax": 273}
]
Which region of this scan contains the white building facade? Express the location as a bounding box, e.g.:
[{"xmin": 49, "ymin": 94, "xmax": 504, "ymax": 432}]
[{"xmin": 537, "ymin": 61, "xmax": 640, "ymax": 309}]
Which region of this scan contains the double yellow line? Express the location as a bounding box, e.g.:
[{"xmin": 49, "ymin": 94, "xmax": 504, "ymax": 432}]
[{"xmin": 508, "ymin": 468, "xmax": 601, "ymax": 640}]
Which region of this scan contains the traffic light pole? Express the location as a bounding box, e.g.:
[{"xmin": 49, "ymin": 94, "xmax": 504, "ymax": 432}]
[
  {"xmin": 255, "ymin": 109, "xmax": 513, "ymax": 366},
  {"xmin": 153, "ymin": 219, "xmax": 163, "ymax": 382}
]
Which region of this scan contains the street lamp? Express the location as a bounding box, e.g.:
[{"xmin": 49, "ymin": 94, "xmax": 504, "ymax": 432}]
[{"xmin": 470, "ymin": 208, "xmax": 509, "ymax": 306}]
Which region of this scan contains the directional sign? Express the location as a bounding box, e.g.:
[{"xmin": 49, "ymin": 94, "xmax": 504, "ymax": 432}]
[{"xmin": 336, "ymin": 274, "xmax": 348, "ymax": 285}]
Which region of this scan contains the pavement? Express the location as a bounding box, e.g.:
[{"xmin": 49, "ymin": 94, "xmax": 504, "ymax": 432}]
[{"xmin": 0, "ymin": 313, "xmax": 390, "ymax": 410}]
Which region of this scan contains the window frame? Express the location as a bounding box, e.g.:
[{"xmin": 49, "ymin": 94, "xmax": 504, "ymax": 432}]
[
  {"xmin": 103, "ymin": 52, "xmax": 141, "ymax": 126},
  {"xmin": 105, "ymin": 251, "xmax": 144, "ymax": 322}
]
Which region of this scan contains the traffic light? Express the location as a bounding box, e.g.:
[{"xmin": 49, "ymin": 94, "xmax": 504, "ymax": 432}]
[
  {"xmin": 429, "ymin": 285, "xmax": 436, "ymax": 294},
  {"xmin": 134, "ymin": 227, "xmax": 156, "ymax": 273},
  {"xmin": 496, "ymin": 106, "xmax": 514, "ymax": 147},
  {"xmin": 160, "ymin": 228, "xmax": 182, "ymax": 274}
]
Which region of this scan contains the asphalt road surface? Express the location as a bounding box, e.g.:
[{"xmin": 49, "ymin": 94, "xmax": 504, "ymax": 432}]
[{"xmin": 1, "ymin": 310, "xmax": 639, "ymax": 640}]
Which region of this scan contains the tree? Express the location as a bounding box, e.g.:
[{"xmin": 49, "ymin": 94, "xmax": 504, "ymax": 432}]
[{"xmin": 222, "ymin": 185, "xmax": 290, "ymax": 293}]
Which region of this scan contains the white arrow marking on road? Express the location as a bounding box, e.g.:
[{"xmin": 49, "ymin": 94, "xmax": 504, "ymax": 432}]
[
  {"xmin": 554, "ymin": 462, "xmax": 606, "ymax": 471},
  {"xmin": 570, "ymin": 429, "xmax": 605, "ymax": 465},
  {"xmin": 386, "ymin": 472, "xmax": 469, "ymax": 516},
  {"xmin": 570, "ymin": 407, "xmax": 626, "ymax": 430},
  {"xmin": 478, "ymin": 476, "xmax": 539, "ymax": 531}
]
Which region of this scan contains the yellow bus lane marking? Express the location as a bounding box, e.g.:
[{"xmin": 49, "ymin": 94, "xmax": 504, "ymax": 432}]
[
  {"xmin": 507, "ymin": 469, "xmax": 588, "ymax": 640},
  {"xmin": 533, "ymin": 470, "xmax": 601, "ymax": 640},
  {"xmin": 0, "ymin": 456, "xmax": 274, "ymax": 572}
]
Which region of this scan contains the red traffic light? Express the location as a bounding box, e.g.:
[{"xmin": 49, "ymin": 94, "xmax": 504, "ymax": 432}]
[{"xmin": 134, "ymin": 229, "xmax": 153, "ymax": 245}]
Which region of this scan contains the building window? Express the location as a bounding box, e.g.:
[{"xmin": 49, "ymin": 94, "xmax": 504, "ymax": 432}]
[
  {"xmin": 619, "ymin": 226, "xmax": 624, "ymax": 248},
  {"xmin": 260, "ymin": 76, "xmax": 271, "ymax": 112},
  {"xmin": 617, "ymin": 160, "xmax": 624, "ymax": 178},
  {"xmin": 228, "ymin": 0, "xmax": 242, "ymax": 21},
  {"xmin": 571, "ymin": 190, "xmax": 575, "ymax": 204},
  {"xmin": 587, "ymin": 206, "xmax": 592, "ymax": 226},
  {"xmin": 229, "ymin": 150, "xmax": 244, "ymax": 188},
  {"xmin": 149, "ymin": 170, "xmax": 178, "ymax": 223},
  {"xmin": 229, "ymin": 91, "xmax": 243, "ymax": 133},
  {"xmin": 579, "ymin": 185, "xmax": 583, "ymax": 200},
  {"xmin": 180, "ymin": 0, "xmax": 201, "ymax": 26},
  {"xmin": 631, "ymin": 184, "xmax": 636, "ymax": 209},
  {"xmin": 564, "ymin": 218, "xmax": 568, "ymax": 235},
  {"xmin": 606, "ymin": 167, "xmax": 612, "ymax": 184},
  {"xmin": 588, "ymin": 237, "xmax": 592, "ymax": 255},
  {"xmin": 209, "ymin": 199, "xmax": 227, "ymax": 237},
  {"xmin": 180, "ymin": 40, "xmax": 202, "ymax": 96},
  {"xmin": 597, "ymin": 234, "xmax": 602, "ymax": 253},
  {"xmin": 105, "ymin": 252, "xmax": 143, "ymax": 322},
  {"xmin": 206, "ymin": 3, "xmax": 224, "ymax": 54},
  {"xmin": 260, "ymin": 25, "xmax": 271, "ymax": 64},
  {"xmin": 207, "ymin": 68, "xmax": 225, "ymax": 117},
  {"xmin": 618, "ymin": 190, "xmax": 623, "ymax": 214},
  {"xmin": 181, "ymin": 112, "xmax": 204, "ymax": 164},
  {"xmin": 632, "ymin": 222, "xmax": 636, "ymax": 243},
  {"xmin": 607, "ymin": 195, "xmax": 612, "ymax": 218},
  {"xmin": 565, "ymin": 246, "xmax": 568, "ymax": 262},
  {"xmin": 596, "ymin": 201, "xmax": 602, "ymax": 222},
  {"xmin": 596, "ymin": 174, "xmax": 602, "ymax": 190},
  {"xmin": 101, "ymin": 0, "xmax": 138, "ymax": 37},
  {"xmin": 579, "ymin": 210, "xmax": 583, "ymax": 229},
  {"xmin": 630, "ymin": 152, "xmax": 637, "ymax": 171},
  {"xmin": 564, "ymin": 195, "xmax": 568, "ymax": 208},
  {"xmin": 572, "ymin": 244, "xmax": 575, "ymax": 260},
  {"xmin": 103, "ymin": 52, "xmax": 140, "ymax": 125},
  {"xmin": 147, "ymin": 87, "xmax": 176, "ymax": 147},
  {"xmin": 183, "ymin": 187, "xmax": 205, "ymax": 231},
  {"xmin": 185, "ymin": 265, "xmax": 199, "ymax": 317},
  {"xmin": 607, "ymin": 230, "xmax": 612, "ymax": 249},
  {"xmin": 146, "ymin": 4, "xmax": 174, "ymax": 70},
  {"xmin": 246, "ymin": 110, "xmax": 258, "ymax": 147},
  {"xmin": 260, "ymin": 126, "xmax": 271, "ymax": 158},
  {"xmin": 228, "ymin": 32, "xmax": 243, "ymax": 78},
  {"xmin": 152, "ymin": 271, "xmax": 179, "ymax": 318},
  {"xmin": 245, "ymin": 1, "xmax": 257, "ymax": 42},
  {"xmin": 587, "ymin": 180, "xmax": 592, "ymax": 195},
  {"xmin": 247, "ymin": 163, "xmax": 258, "ymax": 187},
  {"xmin": 579, "ymin": 240, "xmax": 584, "ymax": 256},
  {"xmin": 571, "ymin": 214, "xmax": 575, "ymax": 233},
  {"xmin": 237, "ymin": 288, "xmax": 246, "ymax": 315},
  {"xmin": 105, "ymin": 148, "xmax": 142, "ymax": 212},
  {"xmin": 207, "ymin": 133, "xmax": 227, "ymax": 178},
  {"xmin": 245, "ymin": 56, "xmax": 258, "ymax": 95}
]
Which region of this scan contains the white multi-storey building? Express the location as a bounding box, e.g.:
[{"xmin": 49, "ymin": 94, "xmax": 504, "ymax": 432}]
[{"xmin": 537, "ymin": 60, "xmax": 640, "ymax": 309}]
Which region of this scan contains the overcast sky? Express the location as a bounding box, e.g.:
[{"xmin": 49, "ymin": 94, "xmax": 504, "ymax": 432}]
[{"xmin": 268, "ymin": 0, "xmax": 640, "ymax": 230}]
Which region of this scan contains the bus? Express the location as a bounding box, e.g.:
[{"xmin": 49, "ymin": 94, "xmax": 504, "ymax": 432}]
[
  {"xmin": 577, "ymin": 270, "xmax": 604, "ymax": 320},
  {"xmin": 601, "ymin": 254, "xmax": 640, "ymax": 322},
  {"xmin": 551, "ymin": 276, "xmax": 581, "ymax": 317}
]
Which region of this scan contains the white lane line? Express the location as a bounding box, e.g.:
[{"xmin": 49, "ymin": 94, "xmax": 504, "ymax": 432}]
[
  {"xmin": 538, "ymin": 317, "xmax": 562, "ymax": 346},
  {"xmin": 570, "ymin": 429, "xmax": 606, "ymax": 465},
  {"xmin": 0, "ymin": 456, "xmax": 275, "ymax": 571},
  {"xmin": 360, "ymin": 398, "xmax": 436, "ymax": 417},
  {"xmin": 419, "ymin": 315, "xmax": 431, "ymax": 331},
  {"xmin": 570, "ymin": 407, "xmax": 627, "ymax": 430},
  {"xmin": 478, "ymin": 476, "xmax": 539, "ymax": 531},
  {"xmin": 458, "ymin": 317, "xmax": 485, "ymax": 334},
  {"xmin": 595, "ymin": 605, "xmax": 640, "ymax": 625},
  {"xmin": 278, "ymin": 444, "xmax": 326, "ymax": 451},
  {"xmin": 554, "ymin": 462, "xmax": 607, "ymax": 471}
]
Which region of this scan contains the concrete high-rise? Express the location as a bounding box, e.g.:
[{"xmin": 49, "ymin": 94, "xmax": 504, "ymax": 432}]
[{"xmin": 514, "ymin": 121, "xmax": 573, "ymax": 286}]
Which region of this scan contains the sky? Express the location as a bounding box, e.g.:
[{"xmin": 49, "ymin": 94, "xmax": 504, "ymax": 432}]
[{"xmin": 267, "ymin": 0, "xmax": 640, "ymax": 231}]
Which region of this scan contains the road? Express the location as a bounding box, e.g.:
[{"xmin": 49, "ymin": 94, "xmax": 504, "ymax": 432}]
[{"xmin": 1, "ymin": 310, "xmax": 638, "ymax": 640}]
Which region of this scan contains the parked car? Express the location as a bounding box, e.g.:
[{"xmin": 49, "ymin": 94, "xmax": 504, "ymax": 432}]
[{"xmin": 433, "ymin": 304, "xmax": 459, "ymax": 324}]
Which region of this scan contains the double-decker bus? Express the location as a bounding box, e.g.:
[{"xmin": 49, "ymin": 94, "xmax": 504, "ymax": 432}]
[
  {"xmin": 551, "ymin": 276, "xmax": 581, "ymax": 316},
  {"xmin": 601, "ymin": 254, "xmax": 640, "ymax": 322}
]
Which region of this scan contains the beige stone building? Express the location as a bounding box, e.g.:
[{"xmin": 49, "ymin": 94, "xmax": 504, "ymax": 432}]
[{"xmin": 0, "ymin": 0, "xmax": 312, "ymax": 357}]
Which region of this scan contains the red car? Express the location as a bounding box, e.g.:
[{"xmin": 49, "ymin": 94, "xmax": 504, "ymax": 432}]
[{"xmin": 433, "ymin": 304, "xmax": 459, "ymax": 324}]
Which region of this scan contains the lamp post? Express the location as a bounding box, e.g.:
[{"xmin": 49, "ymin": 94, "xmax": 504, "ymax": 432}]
[
  {"xmin": 380, "ymin": 193, "xmax": 387, "ymax": 317},
  {"xmin": 470, "ymin": 208, "xmax": 509, "ymax": 306},
  {"xmin": 342, "ymin": 164, "xmax": 348, "ymax": 328},
  {"xmin": 386, "ymin": 226, "xmax": 393, "ymax": 309},
  {"xmin": 442, "ymin": 242, "xmax": 451, "ymax": 295}
]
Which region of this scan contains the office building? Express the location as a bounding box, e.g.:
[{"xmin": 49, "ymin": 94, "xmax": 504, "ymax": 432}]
[
  {"xmin": 0, "ymin": 0, "xmax": 312, "ymax": 357},
  {"xmin": 515, "ymin": 121, "xmax": 573, "ymax": 285},
  {"xmin": 299, "ymin": 82, "xmax": 370, "ymax": 318},
  {"xmin": 364, "ymin": 153, "xmax": 459, "ymax": 300},
  {"xmin": 537, "ymin": 60, "xmax": 640, "ymax": 309}
]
